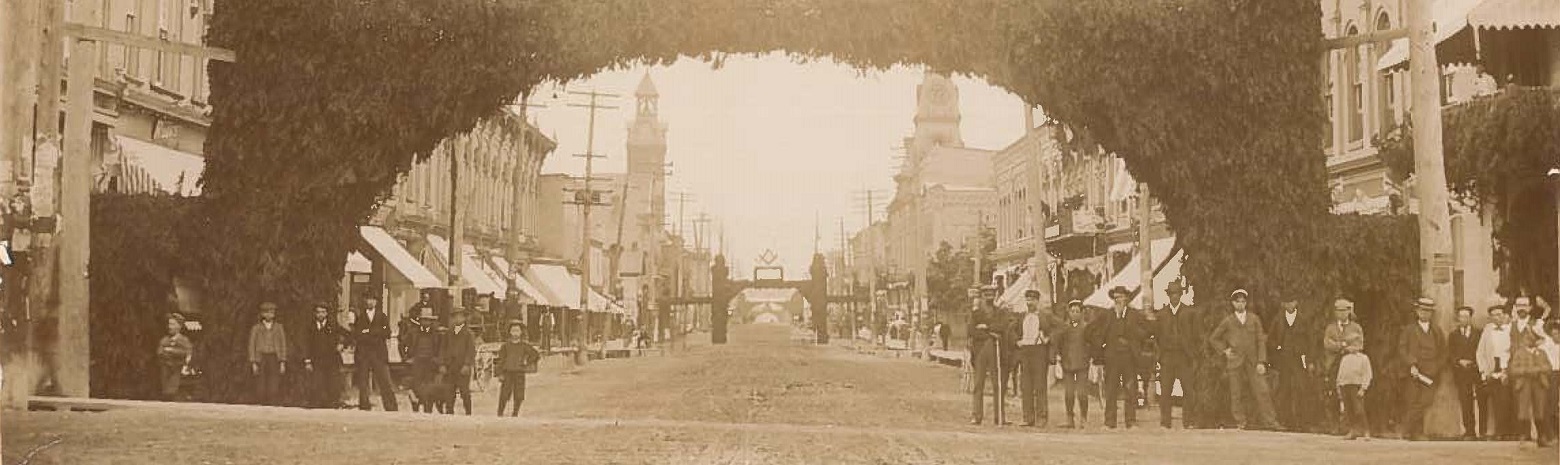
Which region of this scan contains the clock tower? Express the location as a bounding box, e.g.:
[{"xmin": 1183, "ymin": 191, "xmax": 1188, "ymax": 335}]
[{"xmin": 911, "ymin": 71, "xmax": 964, "ymax": 151}]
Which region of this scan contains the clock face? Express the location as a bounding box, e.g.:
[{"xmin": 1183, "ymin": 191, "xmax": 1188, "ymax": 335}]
[{"xmin": 927, "ymin": 87, "xmax": 951, "ymax": 106}]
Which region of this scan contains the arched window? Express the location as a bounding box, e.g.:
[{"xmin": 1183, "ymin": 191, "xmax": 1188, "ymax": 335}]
[
  {"xmin": 1346, "ymin": 25, "xmax": 1364, "ymax": 143},
  {"xmin": 1376, "ymin": 12, "xmax": 1397, "ymax": 133}
]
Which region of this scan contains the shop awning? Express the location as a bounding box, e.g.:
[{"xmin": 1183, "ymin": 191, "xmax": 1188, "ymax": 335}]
[
  {"xmin": 1469, "ymin": 0, "xmax": 1560, "ymax": 30},
  {"xmin": 345, "ymin": 251, "xmax": 372, "ymax": 274},
  {"xmin": 466, "ymin": 245, "xmax": 510, "ymax": 296},
  {"xmin": 489, "ymin": 256, "xmax": 553, "ymax": 305},
  {"xmin": 425, "ymin": 234, "xmax": 504, "ymax": 296},
  {"xmin": 1377, "ymin": 0, "xmax": 1486, "ymax": 71},
  {"xmin": 997, "ymin": 270, "xmax": 1036, "ymax": 312},
  {"xmin": 1083, "ymin": 237, "xmax": 1193, "ymax": 309},
  {"xmin": 527, "ymin": 264, "xmax": 581, "ymax": 309},
  {"xmin": 115, "ymin": 135, "xmax": 204, "ymax": 196},
  {"xmin": 358, "ymin": 226, "xmax": 442, "ymax": 289}
]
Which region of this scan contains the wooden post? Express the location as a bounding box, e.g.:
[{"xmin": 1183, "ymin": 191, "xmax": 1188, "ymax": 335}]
[
  {"xmin": 0, "ymin": 0, "xmax": 42, "ymax": 410},
  {"xmin": 56, "ymin": 0, "xmax": 99, "ymax": 397},
  {"xmin": 1405, "ymin": 0, "xmax": 1460, "ymax": 438},
  {"xmin": 23, "ymin": 0, "xmax": 65, "ymax": 400},
  {"xmin": 1029, "ymin": 131, "xmax": 1055, "ymax": 305},
  {"xmin": 1139, "ymin": 183, "xmax": 1153, "ymax": 310}
]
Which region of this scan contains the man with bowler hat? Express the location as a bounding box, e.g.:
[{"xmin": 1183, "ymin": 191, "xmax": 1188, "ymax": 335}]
[
  {"xmin": 351, "ymin": 294, "xmax": 398, "ymax": 411},
  {"xmin": 1152, "ymin": 279, "xmax": 1200, "ymax": 428},
  {"xmin": 1088, "ymin": 285, "xmax": 1148, "ymax": 429},
  {"xmin": 1267, "ymin": 291, "xmax": 1318, "ymax": 432},
  {"xmin": 403, "ymin": 306, "xmax": 445, "ymax": 413}
]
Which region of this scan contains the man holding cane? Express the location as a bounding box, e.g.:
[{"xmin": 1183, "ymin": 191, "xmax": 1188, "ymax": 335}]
[{"xmin": 969, "ymin": 285, "xmax": 1009, "ymax": 425}]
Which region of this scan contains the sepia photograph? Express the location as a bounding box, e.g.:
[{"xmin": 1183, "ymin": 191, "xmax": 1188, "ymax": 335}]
[{"xmin": 0, "ymin": 0, "xmax": 1558, "ymax": 463}]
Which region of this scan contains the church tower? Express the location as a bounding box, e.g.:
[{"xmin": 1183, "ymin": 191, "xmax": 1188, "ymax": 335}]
[
  {"xmin": 911, "ymin": 71, "xmax": 964, "ymax": 154},
  {"xmin": 624, "ymin": 73, "xmax": 669, "ymax": 293}
]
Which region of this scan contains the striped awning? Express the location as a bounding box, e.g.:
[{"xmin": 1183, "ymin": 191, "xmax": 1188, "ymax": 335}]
[{"xmin": 1469, "ymin": 0, "xmax": 1560, "ymax": 30}]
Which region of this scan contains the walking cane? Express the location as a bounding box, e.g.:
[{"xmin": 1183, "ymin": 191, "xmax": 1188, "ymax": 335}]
[{"xmin": 994, "ymin": 331, "xmax": 1005, "ymax": 426}]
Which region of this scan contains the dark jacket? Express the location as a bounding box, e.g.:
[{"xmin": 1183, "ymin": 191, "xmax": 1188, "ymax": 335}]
[
  {"xmin": 402, "ymin": 324, "xmax": 444, "ymax": 364},
  {"xmin": 351, "ymin": 308, "xmax": 393, "ymax": 364},
  {"xmin": 442, "ymin": 325, "xmax": 480, "ymax": 370},
  {"xmin": 496, "ymin": 340, "xmax": 541, "ymax": 373},
  {"xmin": 1397, "ymin": 321, "xmax": 1447, "ymax": 379},
  {"xmin": 1209, "ymin": 311, "xmax": 1268, "ymax": 369},
  {"xmin": 1086, "ymin": 306, "xmax": 1148, "ymax": 367},
  {"xmin": 1447, "ymin": 324, "xmax": 1481, "ymax": 368},
  {"xmin": 302, "ymin": 318, "xmax": 345, "ymax": 367},
  {"xmin": 1053, "ymin": 318, "xmax": 1092, "ymax": 371},
  {"xmin": 1152, "ymin": 302, "xmax": 1201, "ymax": 363},
  {"xmin": 1266, "ymin": 310, "xmax": 1316, "ymax": 372}
]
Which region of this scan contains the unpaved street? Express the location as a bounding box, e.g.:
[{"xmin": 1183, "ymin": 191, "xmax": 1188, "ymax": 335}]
[{"xmin": 4, "ymin": 324, "xmax": 1553, "ymax": 464}]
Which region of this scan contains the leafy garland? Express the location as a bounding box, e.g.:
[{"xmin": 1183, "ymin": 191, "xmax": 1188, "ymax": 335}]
[
  {"xmin": 90, "ymin": 0, "xmax": 1389, "ymax": 400},
  {"xmin": 1375, "ymin": 87, "xmax": 1560, "ymax": 302}
]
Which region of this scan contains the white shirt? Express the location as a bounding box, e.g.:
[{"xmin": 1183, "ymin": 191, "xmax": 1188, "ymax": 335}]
[
  {"xmin": 1020, "ymin": 313, "xmax": 1045, "ymax": 346},
  {"xmin": 263, "ymin": 321, "xmax": 274, "ymax": 330},
  {"xmin": 453, "ymin": 324, "xmax": 465, "ymax": 335},
  {"xmin": 366, "ymin": 309, "xmax": 377, "ymax": 322},
  {"xmin": 1541, "ymin": 337, "xmax": 1560, "ymax": 373},
  {"xmin": 1234, "ymin": 311, "xmax": 1248, "ymax": 325},
  {"xmin": 1284, "ymin": 311, "xmax": 1298, "ymax": 326},
  {"xmin": 1477, "ymin": 323, "xmax": 1513, "ymax": 375},
  {"xmin": 1167, "ymin": 303, "xmax": 1183, "ymax": 316},
  {"xmin": 316, "ymin": 320, "xmax": 326, "ymax": 331},
  {"xmin": 1417, "ymin": 321, "xmax": 1431, "ymax": 333}
]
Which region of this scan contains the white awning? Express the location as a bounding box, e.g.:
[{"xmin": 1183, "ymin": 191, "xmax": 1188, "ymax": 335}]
[
  {"xmin": 510, "ymin": 272, "xmax": 553, "ymax": 306},
  {"xmin": 345, "ymin": 251, "xmax": 372, "ymax": 274},
  {"xmin": 1084, "ymin": 237, "xmax": 1191, "ymax": 308},
  {"xmin": 425, "ymin": 234, "xmax": 504, "ymax": 296},
  {"xmin": 996, "ymin": 270, "xmax": 1034, "ymax": 312},
  {"xmin": 466, "ymin": 245, "xmax": 510, "ymax": 296},
  {"xmin": 115, "ymin": 135, "xmax": 204, "ymax": 196},
  {"xmin": 527, "ymin": 264, "xmax": 582, "ymax": 309},
  {"xmin": 1469, "ymin": 0, "xmax": 1560, "ymax": 30},
  {"xmin": 358, "ymin": 226, "xmax": 441, "ymax": 289}
]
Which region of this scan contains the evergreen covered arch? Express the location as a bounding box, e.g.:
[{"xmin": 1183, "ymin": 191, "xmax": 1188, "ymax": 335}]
[{"xmin": 107, "ymin": 0, "xmax": 1388, "ymax": 401}]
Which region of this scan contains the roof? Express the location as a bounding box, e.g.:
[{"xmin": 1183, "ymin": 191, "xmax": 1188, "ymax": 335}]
[
  {"xmin": 1469, "ymin": 0, "xmax": 1560, "ymax": 30},
  {"xmin": 635, "ymin": 73, "xmax": 658, "ymax": 97}
]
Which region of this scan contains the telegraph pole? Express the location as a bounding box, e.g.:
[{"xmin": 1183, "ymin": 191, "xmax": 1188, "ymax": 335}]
[
  {"xmin": 0, "ymin": 0, "xmax": 42, "ymax": 408},
  {"xmin": 670, "ymin": 191, "xmax": 694, "ymax": 351},
  {"xmin": 449, "ymin": 137, "xmax": 468, "ymax": 313},
  {"xmin": 852, "ymin": 188, "xmax": 886, "ymax": 346},
  {"xmin": 506, "ymin": 94, "xmax": 546, "ymax": 266},
  {"xmin": 566, "ymin": 89, "xmax": 618, "ymax": 365},
  {"xmin": 1138, "ymin": 183, "xmax": 1153, "ymax": 310}
]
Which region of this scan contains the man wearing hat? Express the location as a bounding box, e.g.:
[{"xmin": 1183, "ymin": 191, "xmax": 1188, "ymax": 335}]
[
  {"xmin": 1208, "ymin": 289, "xmax": 1279, "ymax": 430},
  {"xmin": 1052, "ymin": 299, "xmax": 1093, "ymax": 428},
  {"xmin": 441, "ymin": 308, "xmax": 480, "ymax": 415},
  {"xmin": 1266, "ymin": 291, "xmax": 1318, "ymax": 432},
  {"xmin": 248, "ymin": 302, "xmax": 289, "ymax": 406},
  {"xmin": 403, "ymin": 306, "xmax": 446, "ymax": 413},
  {"xmin": 1397, "ymin": 297, "xmax": 1447, "ymax": 440},
  {"xmin": 301, "ymin": 303, "xmax": 346, "ymax": 409},
  {"xmin": 1087, "ymin": 285, "xmax": 1148, "ymax": 429},
  {"xmin": 350, "ymin": 294, "xmax": 398, "ymax": 411},
  {"xmin": 1152, "ymin": 279, "xmax": 1201, "ymax": 429},
  {"xmin": 968, "ymin": 284, "xmax": 1010, "ymax": 425},
  {"xmin": 1011, "ymin": 289, "xmax": 1059, "ymax": 427}
]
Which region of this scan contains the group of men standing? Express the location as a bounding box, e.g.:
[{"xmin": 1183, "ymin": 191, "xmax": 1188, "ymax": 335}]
[
  {"xmin": 965, "ymin": 280, "xmax": 1560, "ymax": 445},
  {"xmin": 240, "ymin": 293, "xmax": 489, "ymax": 415}
]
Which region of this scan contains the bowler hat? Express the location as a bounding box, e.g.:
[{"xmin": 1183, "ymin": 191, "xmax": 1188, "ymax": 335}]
[
  {"xmin": 1108, "ymin": 286, "xmax": 1131, "ymax": 298},
  {"xmin": 1024, "ymin": 290, "xmax": 1041, "ymax": 298},
  {"xmin": 1166, "ymin": 280, "xmax": 1185, "ymax": 293},
  {"xmin": 1414, "ymin": 297, "xmax": 1436, "ymax": 308}
]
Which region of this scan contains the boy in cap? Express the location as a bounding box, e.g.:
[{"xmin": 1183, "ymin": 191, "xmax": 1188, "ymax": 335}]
[
  {"xmin": 1397, "ymin": 297, "xmax": 1447, "ymax": 441},
  {"xmin": 1323, "ymin": 298, "xmax": 1366, "ymax": 435},
  {"xmin": 442, "ymin": 308, "xmax": 480, "ymax": 415},
  {"xmin": 248, "ymin": 302, "xmax": 288, "ymax": 406},
  {"xmin": 1053, "ymin": 299, "xmax": 1092, "ymax": 428},
  {"xmin": 1208, "ymin": 289, "xmax": 1279, "ymax": 430},
  {"xmin": 495, "ymin": 320, "xmax": 540, "ymax": 416}
]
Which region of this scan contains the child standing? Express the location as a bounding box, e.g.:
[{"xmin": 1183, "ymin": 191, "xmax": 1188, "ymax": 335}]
[
  {"xmin": 1510, "ymin": 325, "xmax": 1553, "ymax": 447},
  {"xmin": 495, "ymin": 320, "xmax": 540, "ymax": 417},
  {"xmin": 157, "ymin": 313, "xmax": 193, "ymax": 401},
  {"xmin": 1335, "ymin": 348, "xmax": 1372, "ymax": 440},
  {"xmin": 1052, "ymin": 300, "xmax": 1091, "ymax": 429}
]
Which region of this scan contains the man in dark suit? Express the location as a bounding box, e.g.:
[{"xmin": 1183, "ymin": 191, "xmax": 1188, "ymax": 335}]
[
  {"xmin": 1209, "ymin": 289, "xmax": 1279, "ymax": 430},
  {"xmin": 1448, "ymin": 306, "xmax": 1483, "ymax": 439},
  {"xmin": 441, "ymin": 308, "xmax": 480, "ymax": 415},
  {"xmin": 1266, "ymin": 293, "xmax": 1317, "ymax": 432},
  {"xmin": 1087, "ymin": 285, "xmax": 1148, "ymax": 429},
  {"xmin": 403, "ymin": 307, "xmax": 445, "ymax": 414},
  {"xmin": 1398, "ymin": 297, "xmax": 1448, "ymax": 441},
  {"xmin": 351, "ymin": 295, "xmax": 398, "ymax": 411},
  {"xmin": 301, "ymin": 303, "xmax": 346, "ymax": 409},
  {"xmin": 1153, "ymin": 279, "xmax": 1200, "ymax": 429},
  {"xmin": 969, "ymin": 285, "xmax": 1009, "ymax": 425}
]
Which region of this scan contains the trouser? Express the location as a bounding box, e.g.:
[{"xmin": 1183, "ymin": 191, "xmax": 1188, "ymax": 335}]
[
  {"xmin": 1339, "ymin": 384, "xmax": 1368, "ymax": 436},
  {"xmin": 1514, "ymin": 375, "xmax": 1547, "ymax": 439},
  {"xmin": 1547, "ymin": 372, "xmax": 1560, "ymax": 441},
  {"xmin": 446, "ymin": 366, "xmax": 472, "ymax": 415},
  {"xmin": 1102, "ymin": 360, "xmax": 1138, "ymax": 427},
  {"xmin": 497, "ymin": 372, "xmax": 527, "ymax": 416},
  {"xmin": 159, "ymin": 362, "xmax": 183, "ymax": 401},
  {"xmin": 309, "ymin": 361, "xmax": 342, "ymax": 408},
  {"xmin": 1479, "ymin": 379, "xmax": 1513, "ymax": 438},
  {"xmin": 1227, "ymin": 363, "xmax": 1277, "ymax": 428},
  {"xmin": 1272, "ymin": 361, "xmax": 1313, "ymax": 431},
  {"xmin": 1402, "ymin": 377, "xmax": 1436, "ymax": 438},
  {"xmin": 1063, "ymin": 369, "xmax": 1090, "ymax": 420},
  {"xmin": 1159, "ymin": 355, "xmax": 1195, "ymax": 427},
  {"xmin": 254, "ymin": 353, "xmax": 282, "ymax": 406},
  {"xmin": 410, "ymin": 358, "xmax": 440, "ymax": 413},
  {"xmin": 354, "ymin": 357, "xmax": 399, "ymax": 411},
  {"xmin": 1452, "ymin": 366, "xmax": 1480, "ymax": 437},
  {"xmin": 970, "ymin": 345, "xmax": 1007, "ymax": 423},
  {"xmin": 1017, "ymin": 345, "xmax": 1050, "ymax": 425}
]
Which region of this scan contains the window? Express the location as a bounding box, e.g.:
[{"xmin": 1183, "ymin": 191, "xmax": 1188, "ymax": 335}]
[
  {"xmin": 1325, "ymin": 62, "xmax": 1334, "ymax": 149},
  {"xmin": 1441, "ymin": 72, "xmax": 1454, "ymax": 106},
  {"xmin": 124, "ymin": 14, "xmax": 139, "ymax": 77},
  {"xmin": 1376, "ymin": 13, "xmax": 1396, "ymax": 133},
  {"xmin": 1346, "ymin": 26, "xmax": 1363, "ymax": 143}
]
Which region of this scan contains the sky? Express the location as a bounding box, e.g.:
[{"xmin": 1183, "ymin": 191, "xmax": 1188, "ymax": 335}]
[{"xmin": 528, "ymin": 53, "xmax": 1027, "ymax": 276}]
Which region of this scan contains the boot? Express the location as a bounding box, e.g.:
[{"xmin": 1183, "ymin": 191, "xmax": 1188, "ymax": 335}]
[{"xmin": 1064, "ymin": 414, "xmax": 1076, "ymax": 429}]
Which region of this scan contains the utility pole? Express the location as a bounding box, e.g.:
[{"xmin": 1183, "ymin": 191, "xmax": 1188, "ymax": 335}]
[
  {"xmin": 0, "ymin": 0, "xmax": 42, "ymax": 408},
  {"xmin": 852, "ymin": 188, "xmax": 886, "ymax": 347},
  {"xmin": 567, "ymin": 89, "xmax": 618, "ymax": 365},
  {"xmin": 692, "ymin": 212, "xmax": 711, "ymax": 332},
  {"xmin": 670, "ymin": 191, "xmax": 694, "ymax": 351},
  {"xmin": 1138, "ymin": 183, "xmax": 1153, "ymax": 310},
  {"xmin": 1028, "ymin": 128, "xmax": 1056, "ymax": 308},
  {"xmin": 448, "ymin": 137, "xmax": 468, "ymax": 314},
  {"xmin": 506, "ymin": 94, "xmax": 546, "ymax": 267}
]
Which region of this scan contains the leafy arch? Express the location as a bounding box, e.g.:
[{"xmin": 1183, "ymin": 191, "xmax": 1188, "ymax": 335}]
[{"xmin": 142, "ymin": 0, "xmax": 1341, "ymax": 401}]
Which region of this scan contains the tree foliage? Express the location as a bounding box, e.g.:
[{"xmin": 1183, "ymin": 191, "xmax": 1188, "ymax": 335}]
[
  {"xmin": 1376, "ymin": 87, "xmax": 1560, "ymax": 302},
  {"xmin": 138, "ymin": 0, "xmax": 1347, "ymax": 400}
]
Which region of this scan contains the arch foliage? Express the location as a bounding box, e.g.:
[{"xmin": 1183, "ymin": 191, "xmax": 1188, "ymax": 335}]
[{"xmin": 175, "ymin": 0, "xmax": 1335, "ymax": 400}]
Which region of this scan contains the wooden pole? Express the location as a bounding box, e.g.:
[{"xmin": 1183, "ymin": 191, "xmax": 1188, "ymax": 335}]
[
  {"xmin": 23, "ymin": 0, "xmax": 64, "ymax": 400},
  {"xmin": 55, "ymin": 0, "xmax": 99, "ymax": 397},
  {"xmin": 1139, "ymin": 183, "xmax": 1153, "ymax": 310},
  {"xmin": 0, "ymin": 0, "xmax": 42, "ymax": 410},
  {"xmin": 1405, "ymin": 0, "xmax": 1459, "ymax": 438},
  {"xmin": 1030, "ymin": 132, "xmax": 1055, "ymax": 305}
]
